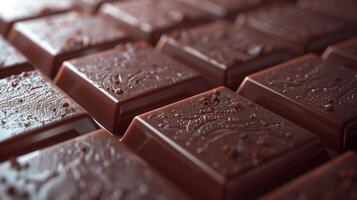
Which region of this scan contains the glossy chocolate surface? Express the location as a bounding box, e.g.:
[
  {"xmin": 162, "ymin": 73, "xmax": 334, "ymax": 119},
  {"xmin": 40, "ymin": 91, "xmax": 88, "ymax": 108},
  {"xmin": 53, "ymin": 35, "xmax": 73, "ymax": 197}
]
[
  {"xmin": 158, "ymin": 21, "xmax": 298, "ymax": 89},
  {"xmin": 55, "ymin": 43, "xmax": 208, "ymax": 134},
  {"xmin": 0, "ymin": 70, "xmax": 97, "ymax": 161},
  {"xmin": 180, "ymin": 0, "xmax": 263, "ymax": 19},
  {"xmin": 8, "ymin": 12, "xmax": 127, "ymax": 78},
  {"xmin": 298, "ymin": 0, "xmax": 357, "ymax": 24},
  {"xmin": 100, "ymin": 0, "xmax": 210, "ymax": 43},
  {"xmin": 238, "ymin": 54, "xmax": 357, "ymax": 153},
  {"xmin": 123, "ymin": 87, "xmax": 325, "ymax": 200},
  {"xmin": 0, "ymin": 129, "xmax": 190, "ymax": 199},
  {"xmin": 0, "ymin": 0, "xmax": 75, "ymax": 36},
  {"xmin": 261, "ymin": 151, "xmax": 357, "ymax": 200},
  {"xmin": 238, "ymin": 3, "xmax": 357, "ymax": 52},
  {"xmin": 323, "ymin": 37, "xmax": 357, "ymax": 66},
  {"xmin": 77, "ymin": 0, "xmax": 118, "ymax": 13},
  {"xmin": 0, "ymin": 36, "xmax": 32, "ymax": 78}
]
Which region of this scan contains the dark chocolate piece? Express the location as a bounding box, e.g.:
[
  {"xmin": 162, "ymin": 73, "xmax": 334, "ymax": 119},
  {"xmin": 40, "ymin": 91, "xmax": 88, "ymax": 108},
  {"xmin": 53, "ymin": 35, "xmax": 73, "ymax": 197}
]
[
  {"xmin": 99, "ymin": 0, "xmax": 210, "ymax": 44},
  {"xmin": 158, "ymin": 21, "xmax": 299, "ymax": 89},
  {"xmin": 0, "ymin": 129, "xmax": 190, "ymax": 199},
  {"xmin": 0, "ymin": 36, "xmax": 32, "ymax": 78},
  {"xmin": 323, "ymin": 37, "xmax": 357, "ymax": 66},
  {"xmin": 0, "ymin": 70, "xmax": 97, "ymax": 161},
  {"xmin": 238, "ymin": 3, "xmax": 357, "ymax": 52},
  {"xmin": 55, "ymin": 43, "xmax": 208, "ymax": 135},
  {"xmin": 0, "ymin": 0, "xmax": 75, "ymax": 36},
  {"xmin": 8, "ymin": 12, "xmax": 128, "ymax": 78},
  {"xmin": 179, "ymin": 0, "xmax": 263, "ymax": 19},
  {"xmin": 238, "ymin": 54, "xmax": 357, "ymax": 153},
  {"xmin": 261, "ymin": 151, "xmax": 357, "ymax": 200},
  {"xmin": 122, "ymin": 87, "xmax": 326, "ymax": 200},
  {"xmin": 298, "ymin": 0, "xmax": 357, "ymax": 24}
]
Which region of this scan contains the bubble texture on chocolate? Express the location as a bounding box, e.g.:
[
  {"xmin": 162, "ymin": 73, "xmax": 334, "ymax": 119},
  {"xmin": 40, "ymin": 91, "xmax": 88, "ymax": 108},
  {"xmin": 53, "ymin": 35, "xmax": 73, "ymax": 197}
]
[
  {"xmin": 0, "ymin": 71, "xmax": 85, "ymax": 141},
  {"xmin": 141, "ymin": 87, "xmax": 317, "ymax": 177},
  {"xmin": 68, "ymin": 43, "xmax": 199, "ymax": 101},
  {"xmin": 0, "ymin": 130, "xmax": 189, "ymax": 200}
]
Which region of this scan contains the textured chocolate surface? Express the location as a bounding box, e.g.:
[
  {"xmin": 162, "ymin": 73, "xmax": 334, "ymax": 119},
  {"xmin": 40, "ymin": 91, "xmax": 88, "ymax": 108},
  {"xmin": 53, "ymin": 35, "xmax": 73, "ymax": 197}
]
[
  {"xmin": 9, "ymin": 12, "xmax": 127, "ymax": 77},
  {"xmin": 100, "ymin": 0, "xmax": 209, "ymax": 42},
  {"xmin": 180, "ymin": 0, "xmax": 263, "ymax": 18},
  {"xmin": 261, "ymin": 151, "xmax": 357, "ymax": 200},
  {"xmin": 0, "ymin": 129, "xmax": 190, "ymax": 200},
  {"xmin": 298, "ymin": 0, "xmax": 357, "ymax": 23},
  {"xmin": 159, "ymin": 21, "xmax": 296, "ymax": 89},
  {"xmin": 239, "ymin": 54, "xmax": 357, "ymax": 152},
  {"xmin": 56, "ymin": 43, "xmax": 207, "ymax": 134},
  {"xmin": 0, "ymin": 70, "xmax": 97, "ymax": 161},
  {"xmin": 123, "ymin": 87, "xmax": 324, "ymax": 199},
  {"xmin": 0, "ymin": 0, "xmax": 74, "ymax": 35},
  {"xmin": 0, "ymin": 36, "xmax": 31, "ymax": 78},
  {"xmin": 239, "ymin": 3, "xmax": 356, "ymax": 51}
]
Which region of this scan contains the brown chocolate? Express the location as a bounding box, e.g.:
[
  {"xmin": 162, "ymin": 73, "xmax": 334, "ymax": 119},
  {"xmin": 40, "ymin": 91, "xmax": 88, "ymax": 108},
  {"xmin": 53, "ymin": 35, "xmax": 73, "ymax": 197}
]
[
  {"xmin": 55, "ymin": 43, "xmax": 208, "ymax": 134},
  {"xmin": 298, "ymin": 0, "xmax": 357, "ymax": 24},
  {"xmin": 261, "ymin": 151, "xmax": 357, "ymax": 200},
  {"xmin": 8, "ymin": 12, "xmax": 128, "ymax": 78},
  {"xmin": 0, "ymin": 129, "xmax": 190, "ymax": 199},
  {"xmin": 99, "ymin": 0, "xmax": 210, "ymax": 44},
  {"xmin": 122, "ymin": 87, "xmax": 327, "ymax": 200},
  {"xmin": 323, "ymin": 37, "xmax": 357, "ymax": 66},
  {"xmin": 0, "ymin": 36, "xmax": 32, "ymax": 78},
  {"xmin": 158, "ymin": 20, "xmax": 299, "ymax": 89},
  {"xmin": 0, "ymin": 0, "xmax": 75, "ymax": 36},
  {"xmin": 238, "ymin": 54, "xmax": 357, "ymax": 153},
  {"xmin": 238, "ymin": 3, "xmax": 357, "ymax": 52},
  {"xmin": 180, "ymin": 0, "xmax": 263, "ymax": 19},
  {"xmin": 76, "ymin": 0, "xmax": 118, "ymax": 13},
  {"xmin": 0, "ymin": 70, "xmax": 97, "ymax": 161}
]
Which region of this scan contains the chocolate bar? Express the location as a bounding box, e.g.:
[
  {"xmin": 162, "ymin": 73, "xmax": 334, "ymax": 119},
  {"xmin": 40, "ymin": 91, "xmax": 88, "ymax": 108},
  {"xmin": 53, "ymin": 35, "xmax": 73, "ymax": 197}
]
[
  {"xmin": 99, "ymin": 0, "xmax": 210, "ymax": 44},
  {"xmin": 55, "ymin": 42, "xmax": 208, "ymax": 134},
  {"xmin": 0, "ymin": 70, "xmax": 97, "ymax": 161},
  {"xmin": 323, "ymin": 37, "xmax": 357, "ymax": 66},
  {"xmin": 0, "ymin": 129, "xmax": 190, "ymax": 199},
  {"xmin": 0, "ymin": 0, "xmax": 75, "ymax": 36},
  {"xmin": 0, "ymin": 36, "xmax": 32, "ymax": 79},
  {"xmin": 238, "ymin": 54, "xmax": 357, "ymax": 153},
  {"xmin": 261, "ymin": 151, "xmax": 357, "ymax": 199},
  {"xmin": 122, "ymin": 87, "xmax": 327, "ymax": 199},
  {"xmin": 8, "ymin": 12, "xmax": 128, "ymax": 78},
  {"xmin": 237, "ymin": 3, "xmax": 357, "ymax": 52},
  {"xmin": 158, "ymin": 20, "xmax": 299, "ymax": 89}
]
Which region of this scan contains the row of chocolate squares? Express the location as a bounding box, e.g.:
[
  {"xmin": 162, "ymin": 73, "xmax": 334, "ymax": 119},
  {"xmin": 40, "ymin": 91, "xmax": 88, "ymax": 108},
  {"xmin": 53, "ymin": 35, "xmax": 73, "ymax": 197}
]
[
  {"xmin": 2, "ymin": 0, "xmax": 355, "ymax": 37},
  {"xmin": 0, "ymin": 87, "xmax": 356, "ymax": 199},
  {"xmin": 1, "ymin": 0, "xmax": 357, "ymax": 79}
]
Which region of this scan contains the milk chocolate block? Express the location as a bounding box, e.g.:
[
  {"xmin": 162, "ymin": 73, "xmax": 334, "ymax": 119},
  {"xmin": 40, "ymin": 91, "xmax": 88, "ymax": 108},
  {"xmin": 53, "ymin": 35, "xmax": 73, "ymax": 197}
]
[
  {"xmin": 0, "ymin": 0, "xmax": 75, "ymax": 36},
  {"xmin": 55, "ymin": 43, "xmax": 208, "ymax": 135},
  {"xmin": 8, "ymin": 12, "xmax": 128, "ymax": 78},
  {"xmin": 0, "ymin": 36, "xmax": 32, "ymax": 79},
  {"xmin": 158, "ymin": 21, "xmax": 299, "ymax": 89},
  {"xmin": 261, "ymin": 151, "xmax": 357, "ymax": 200},
  {"xmin": 0, "ymin": 129, "xmax": 190, "ymax": 200},
  {"xmin": 0, "ymin": 70, "xmax": 97, "ymax": 162},
  {"xmin": 238, "ymin": 3, "xmax": 357, "ymax": 52},
  {"xmin": 180, "ymin": 0, "xmax": 263, "ymax": 19},
  {"xmin": 99, "ymin": 0, "xmax": 210, "ymax": 44},
  {"xmin": 238, "ymin": 54, "xmax": 357, "ymax": 153},
  {"xmin": 298, "ymin": 0, "xmax": 357, "ymax": 24},
  {"xmin": 323, "ymin": 37, "xmax": 357, "ymax": 66},
  {"xmin": 122, "ymin": 87, "xmax": 327, "ymax": 200}
]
